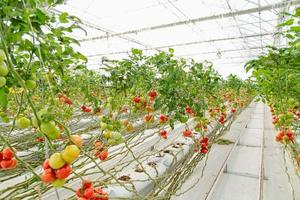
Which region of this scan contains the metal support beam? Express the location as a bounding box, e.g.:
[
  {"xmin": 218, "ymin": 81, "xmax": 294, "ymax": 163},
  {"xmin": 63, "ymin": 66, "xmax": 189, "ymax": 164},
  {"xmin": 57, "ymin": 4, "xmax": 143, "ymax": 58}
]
[
  {"xmin": 79, "ymin": 0, "xmax": 300, "ymax": 42},
  {"xmin": 50, "ymin": 8, "xmax": 160, "ymax": 51},
  {"xmin": 86, "ymin": 32, "xmax": 275, "ymax": 57}
]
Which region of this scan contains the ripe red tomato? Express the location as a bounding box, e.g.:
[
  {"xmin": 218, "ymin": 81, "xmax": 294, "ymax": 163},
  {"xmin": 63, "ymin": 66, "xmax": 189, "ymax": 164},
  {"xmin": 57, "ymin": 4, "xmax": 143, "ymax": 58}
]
[
  {"xmin": 159, "ymin": 114, "xmax": 168, "ymax": 123},
  {"xmin": 41, "ymin": 169, "xmax": 56, "ymax": 183},
  {"xmin": 9, "ymin": 158, "xmax": 17, "ymax": 169},
  {"xmin": 43, "ymin": 159, "xmax": 51, "ymax": 170},
  {"xmin": 64, "ymin": 98, "xmax": 73, "ymax": 105},
  {"xmin": 185, "ymin": 106, "xmax": 193, "ymax": 114},
  {"xmin": 286, "ymin": 129, "xmax": 294, "ymax": 140},
  {"xmin": 133, "ymin": 96, "xmax": 141, "ymax": 103},
  {"xmin": 2, "ymin": 147, "xmax": 14, "ymax": 160},
  {"xmin": 76, "ymin": 188, "xmax": 84, "ymax": 198},
  {"xmin": 84, "ymin": 187, "xmax": 95, "ymax": 198},
  {"xmin": 201, "ymin": 142, "xmax": 208, "ymax": 148},
  {"xmin": 148, "ymin": 90, "xmax": 157, "ymax": 99},
  {"xmin": 199, "ymin": 137, "xmax": 209, "ymax": 144},
  {"xmin": 201, "ymin": 147, "xmax": 208, "ymax": 154},
  {"xmin": 1, "ymin": 159, "xmax": 13, "ymax": 169},
  {"xmin": 160, "ymin": 130, "xmax": 167, "ymax": 139},
  {"xmin": 82, "ymin": 179, "xmax": 93, "ymax": 189},
  {"xmin": 183, "ymin": 130, "xmax": 192, "ymax": 137},
  {"xmin": 56, "ymin": 164, "xmax": 72, "ymax": 179},
  {"xmin": 99, "ymin": 150, "xmax": 109, "ymax": 161}
]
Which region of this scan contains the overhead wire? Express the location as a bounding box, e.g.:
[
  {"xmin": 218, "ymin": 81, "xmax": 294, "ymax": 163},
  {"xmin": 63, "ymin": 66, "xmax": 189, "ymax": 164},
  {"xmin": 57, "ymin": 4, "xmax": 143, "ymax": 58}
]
[{"xmin": 78, "ymin": 0, "xmax": 300, "ymax": 42}]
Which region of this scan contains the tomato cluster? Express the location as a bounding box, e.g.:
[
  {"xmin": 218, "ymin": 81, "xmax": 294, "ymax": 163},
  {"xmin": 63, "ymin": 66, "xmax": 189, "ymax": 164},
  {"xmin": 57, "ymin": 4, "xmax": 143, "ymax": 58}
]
[
  {"xmin": 58, "ymin": 93, "xmax": 73, "ymax": 105},
  {"xmin": 159, "ymin": 114, "xmax": 169, "ymax": 124},
  {"xmin": 275, "ymin": 129, "xmax": 294, "ymax": 144},
  {"xmin": 41, "ymin": 159, "xmax": 71, "ymax": 187},
  {"xmin": 76, "ymin": 180, "xmax": 108, "ymax": 200},
  {"xmin": 194, "ymin": 121, "xmax": 208, "ymax": 132},
  {"xmin": 0, "ymin": 147, "xmax": 18, "ymax": 170},
  {"xmin": 144, "ymin": 114, "xmax": 155, "ymax": 124},
  {"xmin": 160, "ymin": 129, "xmax": 168, "ymax": 139},
  {"xmin": 231, "ymin": 108, "xmax": 237, "ymax": 113},
  {"xmin": 81, "ymin": 105, "xmax": 92, "ymax": 113},
  {"xmin": 185, "ymin": 106, "xmax": 195, "ymax": 116},
  {"xmin": 218, "ymin": 112, "xmax": 227, "ymax": 125},
  {"xmin": 148, "ymin": 90, "xmax": 158, "ymax": 101},
  {"xmin": 94, "ymin": 141, "xmax": 109, "ymax": 161},
  {"xmin": 0, "ymin": 50, "xmax": 9, "ymax": 88},
  {"xmin": 41, "ymin": 145, "xmax": 80, "ymax": 187},
  {"xmin": 199, "ymin": 137, "xmax": 209, "ymax": 154}
]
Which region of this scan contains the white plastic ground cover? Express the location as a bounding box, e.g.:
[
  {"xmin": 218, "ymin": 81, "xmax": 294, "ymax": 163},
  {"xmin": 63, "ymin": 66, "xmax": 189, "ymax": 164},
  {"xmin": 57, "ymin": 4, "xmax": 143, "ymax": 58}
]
[
  {"xmin": 0, "ymin": 113, "xmax": 193, "ymax": 198},
  {"xmin": 43, "ymin": 112, "xmax": 233, "ymax": 199},
  {"xmin": 41, "ymin": 118, "xmax": 197, "ymax": 199},
  {"xmin": 0, "ymin": 108, "xmax": 231, "ymax": 199},
  {"xmin": 104, "ymin": 114, "xmax": 234, "ymax": 199}
]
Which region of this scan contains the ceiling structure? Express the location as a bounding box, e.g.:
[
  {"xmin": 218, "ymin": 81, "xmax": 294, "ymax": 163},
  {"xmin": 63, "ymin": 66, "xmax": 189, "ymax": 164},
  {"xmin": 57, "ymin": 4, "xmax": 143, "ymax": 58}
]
[{"xmin": 54, "ymin": 0, "xmax": 299, "ymax": 79}]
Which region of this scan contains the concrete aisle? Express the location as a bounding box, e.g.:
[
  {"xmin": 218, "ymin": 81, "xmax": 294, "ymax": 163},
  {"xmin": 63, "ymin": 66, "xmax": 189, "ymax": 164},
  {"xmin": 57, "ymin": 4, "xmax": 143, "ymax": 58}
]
[{"xmin": 172, "ymin": 102, "xmax": 300, "ymax": 200}]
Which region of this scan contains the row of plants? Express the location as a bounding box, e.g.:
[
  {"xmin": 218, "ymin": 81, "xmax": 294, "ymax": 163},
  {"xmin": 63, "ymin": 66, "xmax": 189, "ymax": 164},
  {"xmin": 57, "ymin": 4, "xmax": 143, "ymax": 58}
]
[
  {"xmin": 0, "ymin": 0, "xmax": 255, "ymax": 199},
  {"xmin": 245, "ymin": 7, "xmax": 300, "ymax": 173}
]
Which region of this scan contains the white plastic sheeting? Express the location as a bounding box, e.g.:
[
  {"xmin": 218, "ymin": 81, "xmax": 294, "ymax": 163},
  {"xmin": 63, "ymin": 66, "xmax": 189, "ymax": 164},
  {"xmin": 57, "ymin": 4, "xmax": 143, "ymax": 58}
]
[{"xmin": 55, "ymin": 0, "xmax": 297, "ymax": 79}]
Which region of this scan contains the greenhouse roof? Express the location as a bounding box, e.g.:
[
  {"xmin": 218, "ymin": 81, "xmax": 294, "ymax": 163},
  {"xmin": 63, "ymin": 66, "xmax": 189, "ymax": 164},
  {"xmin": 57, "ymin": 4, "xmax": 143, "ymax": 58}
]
[{"xmin": 55, "ymin": 0, "xmax": 299, "ymax": 79}]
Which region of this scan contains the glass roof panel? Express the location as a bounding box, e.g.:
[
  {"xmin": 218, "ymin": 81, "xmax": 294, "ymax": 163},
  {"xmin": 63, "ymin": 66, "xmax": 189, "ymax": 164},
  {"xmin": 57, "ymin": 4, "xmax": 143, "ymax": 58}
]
[{"xmin": 56, "ymin": 0, "xmax": 294, "ymax": 79}]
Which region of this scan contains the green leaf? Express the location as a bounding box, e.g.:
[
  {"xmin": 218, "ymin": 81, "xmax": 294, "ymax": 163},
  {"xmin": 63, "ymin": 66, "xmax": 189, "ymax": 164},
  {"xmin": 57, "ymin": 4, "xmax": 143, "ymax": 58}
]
[
  {"xmin": 278, "ymin": 19, "xmax": 294, "ymax": 27},
  {"xmin": 290, "ymin": 26, "xmax": 300, "ymax": 32},
  {"xmin": 0, "ymin": 88, "xmax": 8, "ymax": 110},
  {"xmin": 131, "ymin": 48, "xmax": 142, "ymax": 55},
  {"xmin": 296, "ymin": 7, "xmax": 300, "ymax": 16},
  {"xmin": 75, "ymin": 52, "xmax": 88, "ymax": 62},
  {"xmin": 36, "ymin": 8, "xmax": 47, "ymax": 24},
  {"xmin": 169, "ymin": 48, "xmax": 174, "ymax": 54},
  {"xmin": 59, "ymin": 12, "xmax": 69, "ymax": 23},
  {"xmin": 286, "ymin": 33, "xmax": 295, "ymax": 40}
]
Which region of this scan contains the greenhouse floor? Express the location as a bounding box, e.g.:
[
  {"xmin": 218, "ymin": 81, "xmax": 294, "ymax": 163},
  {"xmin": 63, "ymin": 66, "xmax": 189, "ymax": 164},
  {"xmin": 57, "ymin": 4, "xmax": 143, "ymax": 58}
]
[{"xmin": 173, "ymin": 102, "xmax": 300, "ymax": 200}]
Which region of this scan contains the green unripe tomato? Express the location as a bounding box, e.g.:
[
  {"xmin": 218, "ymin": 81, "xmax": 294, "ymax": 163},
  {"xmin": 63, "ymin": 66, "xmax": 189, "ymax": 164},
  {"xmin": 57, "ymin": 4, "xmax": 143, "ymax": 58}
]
[
  {"xmin": 2, "ymin": 116, "xmax": 9, "ymax": 123},
  {"xmin": 0, "ymin": 63, "xmax": 8, "ymax": 76},
  {"xmin": 52, "ymin": 179, "xmax": 65, "ymax": 187},
  {"xmin": 38, "ymin": 108, "xmax": 48, "ymax": 119},
  {"xmin": 16, "ymin": 117, "xmax": 31, "ymax": 129},
  {"xmin": 0, "ymin": 50, "xmax": 6, "ymax": 62},
  {"xmin": 0, "ymin": 77, "xmax": 6, "ymax": 87},
  {"xmin": 41, "ymin": 121, "xmax": 60, "ymax": 140},
  {"xmin": 25, "ymin": 80, "xmax": 36, "ymax": 90},
  {"xmin": 100, "ymin": 122, "xmax": 108, "ymax": 129},
  {"xmin": 32, "ymin": 117, "xmax": 38, "ymax": 128},
  {"xmin": 107, "ymin": 139, "xmax": 115, "ymax": 146},
  {"xmin": 107, "ymin": 124, "xmax": 114, "ymax": 131},
  {"xmin": 49, "ymin": 153, "xmax": 66, "ymax": 169},
  {"xmin": 112, "ymin": 132, "xmax": 122, "ymax": 141},
  {"xmin": 99, "ymin": 115, "xmax": 108, "ymax": 122},
  {"xmin": 179, "ymin": 115, "xmax": 188, "ymax": 123},
  {"xmin": 296, "ymin": 42, "xmax": 300, "ymax": 50}
]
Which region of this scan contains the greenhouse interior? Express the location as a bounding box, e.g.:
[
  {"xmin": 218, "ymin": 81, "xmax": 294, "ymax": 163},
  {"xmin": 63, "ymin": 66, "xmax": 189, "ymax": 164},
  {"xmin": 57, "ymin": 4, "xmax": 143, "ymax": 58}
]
[{"xmin": 0, "ymin": 0, "xmax": 300, "ymax": 200}]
